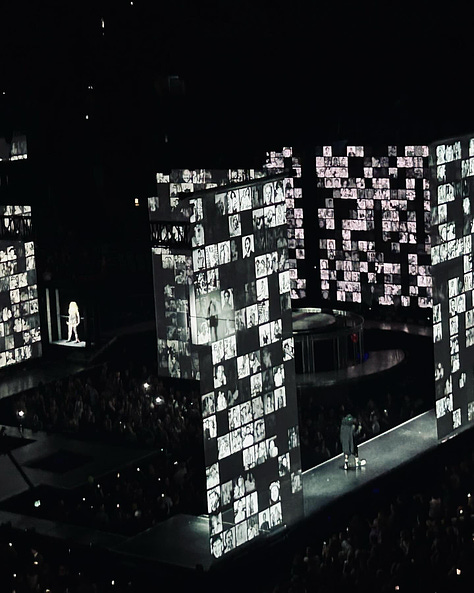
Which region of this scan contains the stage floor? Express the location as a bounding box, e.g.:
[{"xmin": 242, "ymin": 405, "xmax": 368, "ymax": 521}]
[
  {"xmin": 302, "ymin": 409, "xmax": 437, "ymax": 516},
  {"xmin": 0, "ymin": 410, "xmax": 439, "ymax": 572},
  {"xmin": 296, "ymin": 348, "xmax": 405, "ymax": 388}
]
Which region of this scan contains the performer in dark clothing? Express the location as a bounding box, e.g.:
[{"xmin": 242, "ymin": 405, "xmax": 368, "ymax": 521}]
[{"xmin": 340, "ymin": 413, "xmax": 366, "ymax": 470}]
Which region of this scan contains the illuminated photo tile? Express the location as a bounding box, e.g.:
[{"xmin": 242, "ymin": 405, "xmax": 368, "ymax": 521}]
[
  {"xmin": 242, "ymin": 235, "xmax": 255, "ymax": 259},
  {"xmin": 431, "ymin": 134, "xmax": 474, "ymax": 440},
  {"xmin": 207, "ymin": 486, "xmax": 221, "ymax": 513},
  {"xmin": 223, "ymin": 527, "xmax": 235, "ymax": 554},
  {"xmin": 270, "ymin": 502, "xmax": 282, "ymax": 527},
  {"xmin": 254, "ymin": 418, "xmax": 266, "ymax": 442},
  {"xmin": 252, "ymin": 396, "xmax": 264, "ymax": 419},
  {"xmin": 206, "ymin": 462, "xmax": 220, "ymax": 489},
  {"xmin": 217, "ymin": 434, "xmax": 231, "ymax": 460},
  {"xmin": 202, "ymin": 393, "xmax": 215, "ymax": 418},
  {"xmin": 210, "ymin": 512, "xmax": 223, "ymax": 536},
  {"xmin": 315, "ymin": 145, "xmax": 431, "ymax": 308}
]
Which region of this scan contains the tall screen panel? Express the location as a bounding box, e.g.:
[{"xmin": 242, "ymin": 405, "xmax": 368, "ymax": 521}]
[
  {"xmin": 151, "ymin": 245, "xmax": 198, "ymax": 379},
  {"xmin": 0, "ymin": 205, "xmax": 41, "ymax": 367},
  {"xmin": 264, "ymin": 147, "xmax": 306, "ymax": 299},
  {"xmin": 149, "ymin": 170, "xmax": 263, "ymax": 380},
  {"xmin": 183, "ymin": 178, "xmax": 304, "ymax": 560},
  {"xmin": 315, "ymin": 145, "xmax": 432, "ymax": 309},
  {"xmin": 430, "ymin": 135, "xmax": 474, "ymax": 440}
]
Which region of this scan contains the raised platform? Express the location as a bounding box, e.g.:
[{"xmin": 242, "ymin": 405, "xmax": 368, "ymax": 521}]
[
  {"xmin": 292, "ymin": 310, "xmax": 336, "ymax": 333},
  {"xmin": 295, "ymin": 348, "xmax": 405, "ymax": 388}
]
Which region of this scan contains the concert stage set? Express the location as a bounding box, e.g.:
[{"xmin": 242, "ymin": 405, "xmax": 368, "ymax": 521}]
[
  {"xmin": 0, "ymin": 314, "xmax": 437, "ymax": 575},
  {"xmin": 2, "ymin": 137, "xmax": 474, "ymax": 586}
]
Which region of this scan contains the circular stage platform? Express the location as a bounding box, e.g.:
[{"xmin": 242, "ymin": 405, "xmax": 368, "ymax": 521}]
[
  {"xmin": 292, "ymin": 308, "xmax": 364, "ymax": 375},
  {"xmin": 292, "ymin": 308, "xmax": 407, "ymax": 389},
  {"xmin": 292, "ymin": 310, "xmax": 337, "ymax": 333}
]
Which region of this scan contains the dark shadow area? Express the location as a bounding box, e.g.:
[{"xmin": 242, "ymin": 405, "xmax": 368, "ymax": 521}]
[
  {"xmin": 0, "ymin": 434, "xmax": 35, "ymax": 453},
  {"xmin": 24, "ymin": 450, "xmax": 92, "ymax": 474}
]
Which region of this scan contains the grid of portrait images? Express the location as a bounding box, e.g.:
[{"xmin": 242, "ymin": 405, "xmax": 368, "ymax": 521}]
[
  {"xmin": 315, "ymin": 145, "xmax": 432, "ymax": 308},
  {"xmin": 182, "ymin": 178, "xmax": 304, "ymax": 560},
  {"xmin": 430, "ymin": 135, "xmax": 474, "ymax": 440},
  {"xmin": 152, "ymin": 168, "xmax": 264, "ymax": 221},
  {"xmin": 264, "ymin": 147, "xmax": 306, "ymax": 299},
  {"xmin": 0, "ymin": 205, "xmax": 41, "ymax": 367},
  {"xmin": 149, "ymin": 169, "xmax": 265, "ymax": 380},
  {"xmin": 151, "ymin": 246, "xmax": 199, "ymax": 380}
]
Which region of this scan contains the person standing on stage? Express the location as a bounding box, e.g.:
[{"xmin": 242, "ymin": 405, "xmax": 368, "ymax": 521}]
[
  {"xmin": 340, "ymin": 412, "xmax": 366, "ymax": 470},
  {"xmin": 67, "ymin": 301, "xmax": 81, "ymax": 343}
]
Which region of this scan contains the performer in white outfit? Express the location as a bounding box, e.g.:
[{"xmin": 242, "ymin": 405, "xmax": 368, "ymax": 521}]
[{"xmin": 67, "ymin": 301, "xmax": 80, "ymax": 343}]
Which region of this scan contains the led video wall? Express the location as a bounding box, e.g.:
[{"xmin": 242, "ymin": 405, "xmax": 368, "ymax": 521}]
[
  {"xmin": 149, "ymin": 157, "xmax": 304, "ymax": 382},
  {"xmin": 151, "ymin": 246, "xmax": 199, "ymax": 379},
  {"xmin": 181, "ymin": 177, "xmax": 304, "ymax": 560},
  {"xmin": 153, "ymin": 169, "xmax": 264, "ymax": 221},
  {"xmin": 149, "ymin": 170, "xmax": 264, "ymax": 380},
  {"xmin": 315, "ymin": 145, "xmax": 432, "ymax": 308},
  {"xmin": 431, "ymin": 135, "xmax": 474, "ymax": 440},
  {"xmin": 0, "ymin": 205, "xmax": 41, "ymax": 367},
  {"xmin": 264, "ymin": 147, "xmax": 306, "ymax": 300}
]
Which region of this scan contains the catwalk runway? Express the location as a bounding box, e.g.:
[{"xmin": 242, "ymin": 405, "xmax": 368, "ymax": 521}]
[
  {"xmin": 302, "ymin": 409, "xmax": 437, "ymax": 516},
  {"xmin": 113, "ymin": 409, "xmax": 438, "ymax": 570}
]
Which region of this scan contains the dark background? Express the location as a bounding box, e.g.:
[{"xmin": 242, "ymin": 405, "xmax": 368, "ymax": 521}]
[{"xmin": 1, "ymin": 0, "xmax": 473, "ymax": 330}]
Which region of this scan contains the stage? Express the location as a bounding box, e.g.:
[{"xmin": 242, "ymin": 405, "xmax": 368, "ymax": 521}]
[
  {"xmin": 0, "ymin": 409, "xmax": 439, "ymax": 572},
  {"xmin": 0, "ymin": 317, "xmax": 437, "ymax": 573}
]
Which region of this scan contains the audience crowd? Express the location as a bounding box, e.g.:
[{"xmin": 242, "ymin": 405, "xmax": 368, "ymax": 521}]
[
  {"xmin": 1, "ymin": 345, "xmax": 206, "ymax": 532},
  {"xmin": 5, "ymin": 451, "xmax": 203, "ymax": 536},
  {"xmin": 0, "ymin": 527, "xmax": 152, "ymax": 593},
  {"xmin": 13, "ymin": 361, "xmax": 202, "ymax": 456}
]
